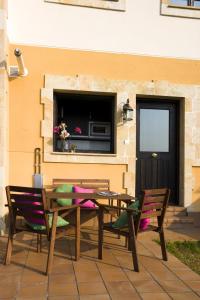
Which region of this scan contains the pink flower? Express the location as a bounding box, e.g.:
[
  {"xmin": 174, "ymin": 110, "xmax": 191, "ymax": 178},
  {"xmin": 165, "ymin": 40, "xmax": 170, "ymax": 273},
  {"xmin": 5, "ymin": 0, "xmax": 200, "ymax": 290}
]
[
  {"xmin": 53, "ymin": 126, "xmax": 60, "ymax": 134},
  {"xmin": 74, "ymin": 127, "xmax": 82, "ymax": 134}
]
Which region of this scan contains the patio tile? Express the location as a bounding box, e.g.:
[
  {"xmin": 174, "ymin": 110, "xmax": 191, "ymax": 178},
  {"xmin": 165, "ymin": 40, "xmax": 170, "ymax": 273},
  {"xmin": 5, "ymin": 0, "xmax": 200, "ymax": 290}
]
[
  {"xmin": 97, "ymin": 247, "xmax": 121, "ymax": 266},
  {"xmin": 78, "ymin": 281, "xmax": 107, "ymax": 295},
  {"xmin": 73, "ymin": 260, "xmax": 102, "ymax": 282},
  {"xmin": 48, "ymin": 283, "xmax": 78, "ymax": 296},
  {"xmin": 80, "ymin": 295, "xmax": 110, "ymax": 300},
  {"xmin": 0, "ymin": 262, "xmax": 24, "ymax": 274},
  {"xmin": 1, "ymin": 225, "xmax": 200, "ymax": 299},
  {"xmin": 51, "ymin": 261, "xmax": 74, "ymax": 274},
  {"xmin": 97, "ymin": 263, "xmax": 127, "ymax": 282},
  {"xmin": 48, "ymin": 297, "xmax": 79, "ymax": 300},
  {"xmin": 105, "ymin": 281, "xmax": 139, "ymax": 298},
  {"xmin": 16, "ymin": 298, "xmax": 47, "ymax": 300},
  {"xmin": 169, "ymin": 292, "xmax": 200, "ymax": 300},
  {"xmin": 158, "ymin": 280, "xmax": 190, "ymax": 292},
  {"xmin": 172, "ymin": 269, "xmax": 200, "ymax": 281},
  {"xmin": 20, "ymin": 270, "xmax": 48, "ymax": 286},
  {"xmin": 48, "ymin": 296, "xmax": 79, "ymax": 300},
  {"xmin": 149, "ymin": 269, "xmax": 178, "ymax": 281},
  {"xmin": 125, "ymin": 269, "xmax": 153, "ymax": 282},
  {"xmin": 49, "ymin": 273, "xmax": 76, "ymax": 284},
  {"xmin": 0, "ymin": 284, "xmax": 19, "ymax": 298},
  {"xmin": 186, "ymin": 281, "xmax": 200, "ymax": 292},
  {"xmin": 0, "ymin": 273, "xmax": 21, "ymax": 286},
  {"xmin": 133, "ymin": 280, "xmax": 164, "ymax": 293},
  {"xmin": 111, "ymin": 295, "xmax": 140, "ymax": 300},
  {"xmin": 140, "ymin": 292, "xmax": 171, "ymax": 300},
  {"xmin": 16, "ymin": 283, "xmax": 47, "ymax": 298}
]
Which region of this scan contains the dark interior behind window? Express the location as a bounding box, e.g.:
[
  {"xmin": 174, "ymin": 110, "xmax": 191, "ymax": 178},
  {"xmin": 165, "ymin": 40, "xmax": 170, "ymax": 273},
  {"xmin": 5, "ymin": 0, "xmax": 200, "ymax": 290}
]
[{"xmin": 53, "ymin": 91, "xmax": 116, "ymax": 154}]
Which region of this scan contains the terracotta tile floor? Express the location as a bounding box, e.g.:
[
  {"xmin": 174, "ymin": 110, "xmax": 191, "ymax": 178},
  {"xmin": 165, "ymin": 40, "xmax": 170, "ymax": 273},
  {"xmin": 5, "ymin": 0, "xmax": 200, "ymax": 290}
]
[{"xmin": 0, "ymin": 226, "xmax": 200, "ymax": 299}]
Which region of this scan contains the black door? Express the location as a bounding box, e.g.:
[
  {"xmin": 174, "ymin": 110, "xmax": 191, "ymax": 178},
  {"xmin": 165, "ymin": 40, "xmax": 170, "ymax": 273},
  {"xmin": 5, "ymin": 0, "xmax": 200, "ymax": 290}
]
[{"xmin": 136, "ymin": 99, "xmax": 179, "ymax": 204}]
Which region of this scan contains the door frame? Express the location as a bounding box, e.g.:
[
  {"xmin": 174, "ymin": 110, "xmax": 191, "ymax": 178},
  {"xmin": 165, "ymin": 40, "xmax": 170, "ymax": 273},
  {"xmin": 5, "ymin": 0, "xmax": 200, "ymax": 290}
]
[{"xmin": 136, "ymin": 95, "xmax": 181, "ymax": 206}]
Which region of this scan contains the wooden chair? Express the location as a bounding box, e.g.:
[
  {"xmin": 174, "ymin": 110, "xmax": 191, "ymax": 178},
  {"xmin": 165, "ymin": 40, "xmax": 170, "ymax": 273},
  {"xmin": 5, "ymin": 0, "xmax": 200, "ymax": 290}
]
[
  {"xmin": 4, "ymin": 186, "xmax": 80, "ymax": 275},
  {"xmin": 98, "ymin": 188, "xmax": 170, "ymax": 272}
]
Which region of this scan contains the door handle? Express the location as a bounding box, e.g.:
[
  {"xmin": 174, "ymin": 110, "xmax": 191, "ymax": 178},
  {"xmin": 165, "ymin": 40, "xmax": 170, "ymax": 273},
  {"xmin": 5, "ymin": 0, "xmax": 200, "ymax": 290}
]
[{"xmin": 152, "ymin": 152, "xmax": 158, "ymax": 158}]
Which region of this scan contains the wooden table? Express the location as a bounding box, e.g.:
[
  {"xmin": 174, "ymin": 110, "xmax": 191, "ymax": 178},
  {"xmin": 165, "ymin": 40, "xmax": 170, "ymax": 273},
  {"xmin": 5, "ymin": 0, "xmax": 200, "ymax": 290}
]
[{"xmin": 46, "ymin": 191, "xmax": 135, "ymax": 207}]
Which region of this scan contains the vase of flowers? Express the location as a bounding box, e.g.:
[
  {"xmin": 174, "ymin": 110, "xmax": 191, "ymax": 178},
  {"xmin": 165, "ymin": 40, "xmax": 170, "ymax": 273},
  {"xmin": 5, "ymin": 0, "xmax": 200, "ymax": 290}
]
[
  {"xmin": 53, "ymin": 122, "xmax": 82, "ymax": 152},
  {"xmin": 53, "ymin": 121, "xmax": 70, "ymax": 152}
]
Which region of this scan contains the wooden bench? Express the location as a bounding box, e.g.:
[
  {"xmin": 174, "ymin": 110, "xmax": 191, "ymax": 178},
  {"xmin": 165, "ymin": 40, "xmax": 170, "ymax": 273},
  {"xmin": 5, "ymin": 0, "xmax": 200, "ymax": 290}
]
[{"xmin": 50, "ymin": 179, "xmax": 110, "ymax": 227}]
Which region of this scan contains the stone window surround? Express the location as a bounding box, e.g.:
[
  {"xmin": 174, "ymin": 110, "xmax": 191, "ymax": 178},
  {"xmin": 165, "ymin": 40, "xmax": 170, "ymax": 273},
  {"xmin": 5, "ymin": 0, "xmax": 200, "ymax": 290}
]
[
  {"xmin": 161, "ymin": 0, "xmax": 200, "ymax": 18},
  {"xmin": 41, "ymin": 74, "xmax": 200, "ymax": 211},
  {"xmin": 44, "ymin": 0, "xmax": 126, "ymax": 11}
]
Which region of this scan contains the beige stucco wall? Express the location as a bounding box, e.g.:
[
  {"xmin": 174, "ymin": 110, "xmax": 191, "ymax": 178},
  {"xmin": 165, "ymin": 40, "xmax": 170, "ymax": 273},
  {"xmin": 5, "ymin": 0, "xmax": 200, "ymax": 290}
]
[
  {"xmin": 8, "ymin": 44, "xmax": 200, "ymax": 212},
  {"xmin": 8, "ymin": 0, "xmax": 200, "ymax": 59}
]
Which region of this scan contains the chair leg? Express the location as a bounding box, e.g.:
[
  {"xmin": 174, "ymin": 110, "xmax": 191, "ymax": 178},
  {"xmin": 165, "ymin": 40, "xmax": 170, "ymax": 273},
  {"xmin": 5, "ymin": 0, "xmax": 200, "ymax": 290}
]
[
  {"xmin": 128, "ymin": 213, "xmax": 139, "ymax": 272},
  {"xmin": 125, "ymin": 236, "xmax": 128, "ymax": 248},
  {"xmin": 37, "ymin": 234, "xmax": 42, "ymax": 253},
  {"xmin": 4, "ymin": 233, "xmax": 14, "ymax": 265},
  {"xmin": 159, "ymin": 229, "xmax": 168, "ymax": 261},
  {"xmin": 46, "ymin": 213, "xmax": 57, "ymax": 275},
  {"xmin": 75, "ymin": 207, "xmax": 80, "ymax": 261},
  {"xmin": 98, "ymin": 208, "xmax": 104, "ymax": 260}
]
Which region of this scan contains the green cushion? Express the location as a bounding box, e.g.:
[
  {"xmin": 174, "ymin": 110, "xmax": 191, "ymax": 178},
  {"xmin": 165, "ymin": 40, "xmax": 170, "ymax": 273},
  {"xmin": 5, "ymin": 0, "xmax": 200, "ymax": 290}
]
[
  {"xmin": 55, "ymin": 184, "xmax": 73, "ymax": 206},
  {"xmin": 28, "ymin": 214, "xmax": 69, "ymax": 231},
  {"xmin": 112, "ymin": 200, "xmax": 139, "ymax": 229}
]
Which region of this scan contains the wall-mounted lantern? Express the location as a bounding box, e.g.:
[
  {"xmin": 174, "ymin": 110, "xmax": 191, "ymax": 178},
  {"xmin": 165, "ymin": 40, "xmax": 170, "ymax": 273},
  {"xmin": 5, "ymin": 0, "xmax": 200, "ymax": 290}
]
[
  {"xmin": 123, "ymin": 99, "xmax": 133, "ymax": 121},
  {"xmin": 8, "ymin": 48, "xmax": 28, "ymax": 78}
]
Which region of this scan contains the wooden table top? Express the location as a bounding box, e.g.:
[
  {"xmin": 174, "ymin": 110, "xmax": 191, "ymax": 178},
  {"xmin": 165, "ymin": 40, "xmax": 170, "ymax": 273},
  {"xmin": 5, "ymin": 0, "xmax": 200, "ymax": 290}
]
[{"xmin": 46, "ymin": 191, "xmax": 135, "ymax": 202}]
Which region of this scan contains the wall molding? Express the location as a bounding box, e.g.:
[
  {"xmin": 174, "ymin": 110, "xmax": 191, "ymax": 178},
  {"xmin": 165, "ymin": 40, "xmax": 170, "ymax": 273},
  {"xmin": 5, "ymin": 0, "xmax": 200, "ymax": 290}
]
[{"xmin": 44, "ymin": 0, "xmax": 126, "ymax": 11}]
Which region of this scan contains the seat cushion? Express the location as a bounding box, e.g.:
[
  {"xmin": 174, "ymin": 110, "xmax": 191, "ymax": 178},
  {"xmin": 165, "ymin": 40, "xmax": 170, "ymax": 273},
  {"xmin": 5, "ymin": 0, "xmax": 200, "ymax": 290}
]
[
  {"xmin": 27, "ymin": 214, "xmax": 69, "ymax": 231},
  {"xmin": 55, "ymin": 184, "xmax": 73, "ymax": 206},
  {"xmin": 73, "ymin": 186, "xmax": 96, "ymax": 208},
  {"xmin": 112, "ymin": 200, "xmax": 139, "ymax": 229},
  {"xmin": 112, "ymin": 200, "xmax": 151, "ymax": 230}
]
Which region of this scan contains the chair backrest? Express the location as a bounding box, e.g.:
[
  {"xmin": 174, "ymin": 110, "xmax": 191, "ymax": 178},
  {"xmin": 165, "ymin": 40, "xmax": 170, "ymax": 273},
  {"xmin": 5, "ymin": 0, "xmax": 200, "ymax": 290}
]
[
  {"xmin": 52, "ymin": 179, "xmax": 110, "ymax": 191},
  {"xmin": 6, "ymin": 186, "xmax": 50, "ymax": 234},
  {"xmin": 135, "ymin": 188, "xmax": 170, "ymax": 234}
]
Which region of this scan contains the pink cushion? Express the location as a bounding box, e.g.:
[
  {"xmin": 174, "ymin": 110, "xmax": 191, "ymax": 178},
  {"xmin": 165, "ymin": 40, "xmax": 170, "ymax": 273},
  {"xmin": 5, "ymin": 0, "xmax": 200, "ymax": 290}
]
[
  {"xmin": 73, "ymin": 186, "xmax": 96, "ymax": 208},
  {"xmin": 140, "ymin": 201, "xmax": 155, "ymax": 230},
  {"xmin": 140, "ymin": 217, "xmax": 151, "ymax": 230}
]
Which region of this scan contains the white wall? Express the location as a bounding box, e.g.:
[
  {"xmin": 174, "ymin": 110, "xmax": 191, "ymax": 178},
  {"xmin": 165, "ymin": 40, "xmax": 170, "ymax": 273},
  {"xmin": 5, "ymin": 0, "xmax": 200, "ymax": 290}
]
[{"xmin": 7, "ymin": 0, "xmax": 200, "ymax": 59}]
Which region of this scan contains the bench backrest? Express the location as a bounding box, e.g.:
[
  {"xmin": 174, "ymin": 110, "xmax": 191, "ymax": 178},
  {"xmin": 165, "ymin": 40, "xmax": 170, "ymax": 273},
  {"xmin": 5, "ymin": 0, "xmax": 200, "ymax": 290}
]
[{"xmin": 52, "ymin": 179, "xmax": 110, "ymax": 191}]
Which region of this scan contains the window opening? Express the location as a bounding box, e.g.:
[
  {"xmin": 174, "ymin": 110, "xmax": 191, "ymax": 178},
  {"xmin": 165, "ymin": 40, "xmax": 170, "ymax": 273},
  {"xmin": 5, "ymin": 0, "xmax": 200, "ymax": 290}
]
[{"xmin": 53, "ymin": 92, "xmax": 116, "ymax": 154}]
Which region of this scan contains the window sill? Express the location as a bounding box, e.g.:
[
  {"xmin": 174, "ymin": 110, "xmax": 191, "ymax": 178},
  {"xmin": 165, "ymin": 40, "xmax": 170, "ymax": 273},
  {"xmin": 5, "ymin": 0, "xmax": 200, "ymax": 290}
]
[
  {"xmin": 44, "ymin": 0, "xmax": 126, "ymax": 11},
  {"xmin": 161, "ymin": 1, "xmax": 200, "ymax": 19},
  {"xmin": 52, "ymin": 151, "xmax": 117, "ymax": 157},
  {"xmin": 168, "ymin": 4, "xmax": 200, "ymax": 10}
]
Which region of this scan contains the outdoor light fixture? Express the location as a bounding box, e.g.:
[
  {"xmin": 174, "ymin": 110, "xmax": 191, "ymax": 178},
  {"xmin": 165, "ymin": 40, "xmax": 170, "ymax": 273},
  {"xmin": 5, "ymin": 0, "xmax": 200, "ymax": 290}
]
[
  {"xmin": 8, "ymin": 48, "xmax": 28, "ymax": 78},
  {"xmin": 122, "ymin": 99, "xmax": 133, "ymax": 121}
]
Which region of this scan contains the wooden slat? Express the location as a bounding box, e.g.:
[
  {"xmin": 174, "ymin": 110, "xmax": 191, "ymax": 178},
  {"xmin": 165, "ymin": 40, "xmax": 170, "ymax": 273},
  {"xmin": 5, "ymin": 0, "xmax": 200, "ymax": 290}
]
[
  {"xmin": 144, "ymin": 196, "xmax": 165, "ymax": 203},
  {"xmin": 9, "ymin": 186, "xmax": 42, "ymax": 193},
  {"xmin": 20, "ymin": 211, "xmax": 45, "ymax": 219},
  {"xmin": 52, "ymin": 179, "xmax": 110, "ymax": 190},
  {"xmin": 141, "ymin": 211, "xmax": 162, "ymax": 219},
  {"xmin": 142, "ymin": 203, "xmax": 163, "ymax": 211},
  {"xmin": 10, "ymin": 194, "xmax": 42, "ymax": 202},
  {"xmin": 143, "ymin": 188, "xmax": 168, "ymax": 195},
  {"xmin": 12, "ymin": 202, "xmax": 44, "ymax": 210}
]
